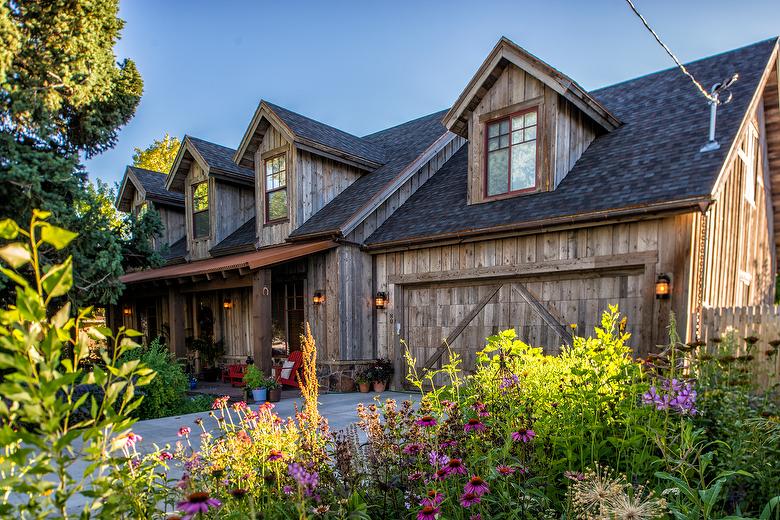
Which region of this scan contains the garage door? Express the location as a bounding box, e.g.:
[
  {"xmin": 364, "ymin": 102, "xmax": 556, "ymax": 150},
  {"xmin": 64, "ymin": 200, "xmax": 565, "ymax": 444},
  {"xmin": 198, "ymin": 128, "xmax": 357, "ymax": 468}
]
[{"xmin": 403, "ymin": 272, "xmax": 644, "ymax": 373}]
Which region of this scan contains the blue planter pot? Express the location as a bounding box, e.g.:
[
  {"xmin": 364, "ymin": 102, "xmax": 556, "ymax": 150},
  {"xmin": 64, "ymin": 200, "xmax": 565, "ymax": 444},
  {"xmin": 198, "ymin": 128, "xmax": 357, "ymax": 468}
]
[{"xmin": 251, "ymin": 388, "xmax": 267, "ymax": 402}]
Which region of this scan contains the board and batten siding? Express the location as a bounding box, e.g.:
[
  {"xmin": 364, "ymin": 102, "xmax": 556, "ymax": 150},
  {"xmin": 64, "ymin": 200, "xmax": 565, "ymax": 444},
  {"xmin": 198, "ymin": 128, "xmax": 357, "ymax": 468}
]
[
  {"xmin": 255, "ymin": 124, "xmax": 365, "ymax": 247},
  {"xmin": 373, "ymin": 216, "xmax": 696, "ymax": 379},
  {"xmin": 467, "ymin": 62, "xmax": 599, "ymax": 203},
  {"xmin": 157, "ymin": 206, "xmax": 185, "ymax": 250},
  {"xmin": 690, "ymin": 103, "xmax": 776, "ymax": 316},
  {"xmin": 213, "ymin": 182, "xmax": 254, "ymax": 244}
]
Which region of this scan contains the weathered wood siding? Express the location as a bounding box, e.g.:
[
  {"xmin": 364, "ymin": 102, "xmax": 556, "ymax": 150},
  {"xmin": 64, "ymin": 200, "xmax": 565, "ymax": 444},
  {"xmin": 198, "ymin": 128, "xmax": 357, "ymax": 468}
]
[
  {"xmin": 373, "ymin": 216, "xmax": 695, "ymax": 379},
  {"xmin": 157, "ymin": 206, "xmax": 185, "ymax": 250},
  {"xmin": 183, "ymin": 288, "xmax": 253, "ymax": 360},
  {"xmin": 213, "ymin": 182, "xmax": 254, "ymax": 243},
  {"xmin": 690, "ymin": 103, "xmax": 776, "ymax": 322},
  {"xmin": 467, "ymin": 63, "xmax": 598, "ymax": 203}
]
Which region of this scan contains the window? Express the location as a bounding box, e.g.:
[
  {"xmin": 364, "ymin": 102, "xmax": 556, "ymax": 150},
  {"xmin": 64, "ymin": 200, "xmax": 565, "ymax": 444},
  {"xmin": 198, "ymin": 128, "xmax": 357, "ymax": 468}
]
[
  {"xmin": 192, "ymin": 181, "xmax": 209, "ymax": 238},
  {"xmin": 485, "ymin": 108, "xmax": 538, "ymax": 197},
  {"xmin": 265, "ymin": 153, "xmax": 288, "ymax": 222}
]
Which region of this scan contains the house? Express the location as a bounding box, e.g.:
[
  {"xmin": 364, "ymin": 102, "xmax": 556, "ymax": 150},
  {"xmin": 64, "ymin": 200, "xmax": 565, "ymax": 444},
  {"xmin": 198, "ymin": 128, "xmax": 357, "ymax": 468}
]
[{"xmin": 111, "ymin": 36, "xmax": 780, "ymax": 388}]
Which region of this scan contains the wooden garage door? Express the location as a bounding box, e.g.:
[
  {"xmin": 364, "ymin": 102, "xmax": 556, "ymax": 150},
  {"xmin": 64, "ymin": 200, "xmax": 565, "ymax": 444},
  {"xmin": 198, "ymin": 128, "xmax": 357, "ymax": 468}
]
[{"xmin": 403, "ymin": 272, "xmax": 644, "ymax": 373}]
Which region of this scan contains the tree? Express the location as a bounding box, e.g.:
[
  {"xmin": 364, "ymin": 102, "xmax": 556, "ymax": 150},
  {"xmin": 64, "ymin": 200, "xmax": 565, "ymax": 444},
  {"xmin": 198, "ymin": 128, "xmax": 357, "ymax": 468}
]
[
  {"xmin": 0, "ymin": 1, "xmax": 158, "ymax": 308},
  {"xmin": 132, "ymin": 133, "xmax": 181, "ymax": 173}
]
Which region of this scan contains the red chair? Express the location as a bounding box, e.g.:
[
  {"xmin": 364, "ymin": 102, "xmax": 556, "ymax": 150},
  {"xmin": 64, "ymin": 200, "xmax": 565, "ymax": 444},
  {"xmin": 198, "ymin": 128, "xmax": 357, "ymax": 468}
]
[
  {"xmin": 227, "ymin": 364, "xmax": 247, "ymax": 387},
  {"xmin": 277, "ymin": 351, "xmax": 303, "ymax": 388}
]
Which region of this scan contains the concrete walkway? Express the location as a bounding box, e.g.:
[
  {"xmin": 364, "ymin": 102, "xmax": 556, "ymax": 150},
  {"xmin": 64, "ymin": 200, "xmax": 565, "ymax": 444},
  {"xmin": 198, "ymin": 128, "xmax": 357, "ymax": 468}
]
[{"xmin": 133, "ymin": 390, "xmax": 419, "ymax": 452}]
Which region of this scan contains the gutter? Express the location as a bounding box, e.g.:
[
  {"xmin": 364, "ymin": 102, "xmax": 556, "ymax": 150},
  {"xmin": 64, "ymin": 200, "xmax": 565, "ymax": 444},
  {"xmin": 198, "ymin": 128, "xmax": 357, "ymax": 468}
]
[{"xmin": 362, "ymin": 196, "xmax": 713, "ymax": 252}]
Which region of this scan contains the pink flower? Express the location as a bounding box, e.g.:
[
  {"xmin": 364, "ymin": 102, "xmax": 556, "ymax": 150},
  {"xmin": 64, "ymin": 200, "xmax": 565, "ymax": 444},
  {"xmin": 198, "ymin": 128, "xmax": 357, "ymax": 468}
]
[
  {"xmin": 464, "ymin": 418, "xmax": 486, "ymax": 433},
  {"xmin": 178, "ymin": 426, "xmax": 191, "ymax": 437},
  {"xmin": 417, "ymin": 505, "xmax": 440, "ymax": 520},
  {"xmin": 470, "ymin": 515, "xmax": 483, "ymax": 520},
  {"xmin": 408, "ymin": 471, "xmax": 424, "ymax": 482},
  {"xmin": 472, "ymin": 402, "xmax": 490, "ymax": 417},
  {"xmin": 122, "ymin": 432, "xmax": 142, "ymax": 448},
  {"xmin": 511, "ymin": 428, "xmax": 536, "ymax": 443},
  {"xmin": 177, "ymin": 491, "xmax": 221, "ymax": 516},
  {"xmin": 416, "ymin": 415, "xmax": 437, "ymax": 427},
  {"xmin": 232, "ymin": 401, "xmax": 248, "ymax": 411},
  {"xmin": 402, "ymin": 443, "xmax": 424, "ymax": 455},
  {"xmin": 459, "ymin": 492, "xmax": 481, "ymax": 508},
  {"xmin": 268, "ymin": 449, "xmax": 284, "ymax": 462},
  {"xmin": 446, "ymin": 458, "xmax": 467, "ymax": 476},
  {"xmin": 565, "ymin": 470, "xmax": 585, "ymax": 482},
  {"xmin": 496, "ymin": 465, "xmax": 515, "ymax": 476},
  {"xmin": 212, "ymin": 396, "xmax": 230, "ymax": 409},
  {"xmin": 421, "ymin": 489, "xmax": 445, "ymax": 507},
  {"xmin": 432, "ymin": 468, "xmax": 449, "ymax": 481},
  {"xmin": 159, "ymin": 451, "xmax": 173, "ymax": 461},
  {"xmin": 464, "ymin": 475, "xmax": 490, "ymax": 496}
]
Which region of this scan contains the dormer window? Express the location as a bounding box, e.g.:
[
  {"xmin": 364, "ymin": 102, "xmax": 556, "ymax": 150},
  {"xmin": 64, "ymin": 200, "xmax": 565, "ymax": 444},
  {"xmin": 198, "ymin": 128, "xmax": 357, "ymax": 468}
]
[
  {"xmin": 192, "ymin": 181, "xmax": 209, "ymax": 238},
  {"xmin": 485, "ymin": 107, "xmax": 538, "ymax": 198},
  {"xmin": 264, "ymin": 153, "xmax": 288, "ymax": 223}
]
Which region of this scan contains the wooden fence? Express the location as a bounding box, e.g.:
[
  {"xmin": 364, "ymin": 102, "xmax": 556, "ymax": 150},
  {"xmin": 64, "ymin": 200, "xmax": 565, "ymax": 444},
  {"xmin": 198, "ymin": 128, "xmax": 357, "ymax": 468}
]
[{"xmin": 697, "ymin": 305, "xmax": 780, "ymax": 389}]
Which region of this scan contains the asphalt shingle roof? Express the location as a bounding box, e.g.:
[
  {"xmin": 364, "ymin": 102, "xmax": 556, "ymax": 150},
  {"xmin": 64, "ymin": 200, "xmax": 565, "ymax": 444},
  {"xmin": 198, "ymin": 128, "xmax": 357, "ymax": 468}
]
[
  {"xmin": 128, "ymin": 166, "xmax": 184, "ymax": 206},
  {"xmin": 188, "ymin": 136, "xmax": 254, "ymax": 180},
  {"xmin": 163, "ymin": 236, "xmax": 187, "ymax": 264},
  {"xmin": 365, "ymin": 38, "xmax": 778, "ymax": 246},
  {"xmin": 210, "ymin": 217, "xmax": 256, "ymax": 256},
  {"xmin": 267, "ymin": 102, "xmax": 387, "ymax": 165},
  {"xmin": 288, "ymin": 109, "xmax": 449, "ymax": 238}
]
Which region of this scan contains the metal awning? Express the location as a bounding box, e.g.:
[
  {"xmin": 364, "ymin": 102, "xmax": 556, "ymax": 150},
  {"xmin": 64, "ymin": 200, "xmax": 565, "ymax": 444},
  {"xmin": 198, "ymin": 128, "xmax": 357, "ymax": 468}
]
[{"xmin": 121, "ymin": 240, "xmax": 337, "ymax": 284}]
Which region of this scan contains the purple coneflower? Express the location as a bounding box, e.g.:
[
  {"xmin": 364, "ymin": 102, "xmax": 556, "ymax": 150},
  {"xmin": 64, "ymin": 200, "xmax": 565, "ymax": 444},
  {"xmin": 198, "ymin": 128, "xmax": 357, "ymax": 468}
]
[
  {"xmin": 511, "ymin": 428, "xmax": 536, "ymax": 443},
  {"xmin": 459, "ymin": 492, "xmax": 481, "ymax": 508},
  {"xmin": 496, "ymin": 465, "xmax": 515, "ymax": 476},
  {"xmin": 421, "ymin": 489, "xmax": 445, "ymax": 506},
  {"xmin": 464, "ymin": 418, "xmax": 486, "ymax": 433},
  {"xmin": 470, "ymin": 514, "xmax": 483, "ymax": 520},
  {"xmin": 439, "ymin": 439, "xmax": 458, "ymax": 449},
  {"xmin": 402, "ymin": 443, "xmax": 424, "ymax": 455},
  {"xmin": 268, "ymin": 449, "xmax": 284, "ymax": 461},
  {"xmin": 408, "ymin": 471, "xmax": 424, "ymax": 482},
  {"xmin": 416, "ymin": 415, "xmax": 437, "ymax": 427},
  {"xmin": 446, "ymin": 458, "xmax": 467, "ymax": 476},
  {"xmin": 178, "ymin": 426, "xmax": 191, "ymax": 437},
  {"xmin": 229, "ymin": 488, "xmax": 248, "ymax": 499},
  {"xmin": 417, "ymin": 505, "xmax": 440, "ymax": 520},
  {"xmin": 177, "ymin": 491, "xmax": 222, "ymax": 517},
  {"xmin": 432, "ymin": 468, "xmax": 449, "ymax": 481},
  {"xmin": 464, "ymin": 475, "xmax": 490, "ymax": 496}
]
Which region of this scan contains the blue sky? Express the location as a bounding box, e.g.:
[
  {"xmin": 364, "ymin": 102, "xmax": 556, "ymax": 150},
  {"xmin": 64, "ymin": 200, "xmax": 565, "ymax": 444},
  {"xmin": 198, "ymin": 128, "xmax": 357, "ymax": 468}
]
[{"xmin": 86, "ymin": 0, "xmax": 780, "ymax": 186}]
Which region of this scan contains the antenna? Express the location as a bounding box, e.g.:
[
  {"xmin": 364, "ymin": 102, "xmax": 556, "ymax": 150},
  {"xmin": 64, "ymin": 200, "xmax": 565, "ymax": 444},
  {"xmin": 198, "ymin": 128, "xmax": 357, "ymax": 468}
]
[{"xmin": 700, "ymin": 73, "xmax": 739, "ymax": 153}]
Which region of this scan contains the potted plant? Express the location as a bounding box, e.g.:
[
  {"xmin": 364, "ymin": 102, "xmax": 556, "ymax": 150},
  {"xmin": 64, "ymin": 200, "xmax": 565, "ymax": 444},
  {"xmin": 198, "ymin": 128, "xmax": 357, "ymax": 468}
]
[
  {"xmin": 266, "ymin": 378, "xmax": 282, "ymax": 402},
  {"xmin": 355, "ymin": 370, "xmax": 371, "ymax": 393},
  {"xmin": 370, "ymin": 359, "xmax": 394, "ymax": 393},
  {"xmin": 190, "ymin": 337, "xmax": 224, "ymax": 382},
  {"xmin": 243, "ymin": 365, "xmax": 267, "ymax": 402}
]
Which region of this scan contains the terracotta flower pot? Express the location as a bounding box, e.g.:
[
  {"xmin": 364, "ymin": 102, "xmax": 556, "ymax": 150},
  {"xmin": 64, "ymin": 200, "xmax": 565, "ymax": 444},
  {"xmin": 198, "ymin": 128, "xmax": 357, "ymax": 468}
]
[
  {"xmin": 372, "ymin": 381, "xmax": 387, "ymax": 393},
  {"xmin": 358, "ymin": 382, "xmax": 370, "ymax": 393}
]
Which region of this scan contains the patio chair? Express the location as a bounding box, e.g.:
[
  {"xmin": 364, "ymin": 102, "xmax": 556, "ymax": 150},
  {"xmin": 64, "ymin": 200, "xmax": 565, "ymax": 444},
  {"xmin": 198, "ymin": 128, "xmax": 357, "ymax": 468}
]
[
  {"xmin": 277, "ymin": 350, "xmax": 303, "ymax": 388},
  {"xmin": 226, "ymin": 363, "xmax": 247, "ymax": 387}
]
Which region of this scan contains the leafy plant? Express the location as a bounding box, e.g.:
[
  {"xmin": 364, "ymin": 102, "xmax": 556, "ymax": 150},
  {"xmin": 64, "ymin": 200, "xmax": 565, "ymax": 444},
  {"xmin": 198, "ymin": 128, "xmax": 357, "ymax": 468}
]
[{"xmin": 243, "ymin": 365, "xmax": 276, "ymax": 390}]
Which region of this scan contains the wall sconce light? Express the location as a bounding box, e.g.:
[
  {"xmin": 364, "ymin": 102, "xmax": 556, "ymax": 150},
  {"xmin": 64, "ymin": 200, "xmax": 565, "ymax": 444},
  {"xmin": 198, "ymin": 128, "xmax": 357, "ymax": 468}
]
[
  {"xmin": 312, "ymin": 291, "xmax": 325, "ymax": 305},
  {"xmin": 122, "ymin": 305, "xmax": 133, "ymax": 316},
  {"xmin": 655, "ymin": 274, "xmax": 671, "ymax": 299},
  {"xmin": 375, "ymin": 291, "xmax": 388, "ymax": 309},
  {"xmin": 223, "ymin": 298, "xmax": 233, "ymax": 309}
]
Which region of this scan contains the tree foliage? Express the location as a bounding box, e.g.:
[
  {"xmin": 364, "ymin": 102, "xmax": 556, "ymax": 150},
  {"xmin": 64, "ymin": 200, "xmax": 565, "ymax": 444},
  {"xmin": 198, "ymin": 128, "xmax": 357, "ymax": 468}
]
[
  {"xmin": 0, "ymin": 0, "xmax": 159, "ymax": 307},
  {"xmin": 132, "ymin": 133, "xmax": 180, "ymax": 173}
]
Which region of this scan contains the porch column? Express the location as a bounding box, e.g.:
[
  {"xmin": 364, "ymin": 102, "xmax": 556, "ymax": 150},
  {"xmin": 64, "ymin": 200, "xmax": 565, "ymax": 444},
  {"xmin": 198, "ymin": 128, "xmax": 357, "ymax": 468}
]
[
  {"xmin": 168, "ymin": 288, "xmax": 187, "ymax": 358},
  {"xmin": 252, "ymin": 269, "xmax": 273, "ymax": 375}
]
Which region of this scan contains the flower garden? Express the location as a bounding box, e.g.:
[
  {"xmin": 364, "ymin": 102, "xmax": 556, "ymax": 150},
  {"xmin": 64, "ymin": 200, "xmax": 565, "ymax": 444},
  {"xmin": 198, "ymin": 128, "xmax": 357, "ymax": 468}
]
[{"xmin": 1, "ymin": 214, "xmax": 779, "ymax": 519}]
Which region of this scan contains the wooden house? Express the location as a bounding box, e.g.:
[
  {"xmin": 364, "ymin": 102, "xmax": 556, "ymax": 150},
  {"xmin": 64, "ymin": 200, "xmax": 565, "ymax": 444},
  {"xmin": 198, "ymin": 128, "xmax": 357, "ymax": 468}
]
[{"xmin": 112, "ymin": 37, "xmax": 780, "ymax": 387}]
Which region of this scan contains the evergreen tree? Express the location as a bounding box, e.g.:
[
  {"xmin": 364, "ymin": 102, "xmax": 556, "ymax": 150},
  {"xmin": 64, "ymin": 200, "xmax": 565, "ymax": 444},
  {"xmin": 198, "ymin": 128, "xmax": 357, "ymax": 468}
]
[{"xmin": 0, "ymin": 1, "xmax": 157, "ymax": 307}]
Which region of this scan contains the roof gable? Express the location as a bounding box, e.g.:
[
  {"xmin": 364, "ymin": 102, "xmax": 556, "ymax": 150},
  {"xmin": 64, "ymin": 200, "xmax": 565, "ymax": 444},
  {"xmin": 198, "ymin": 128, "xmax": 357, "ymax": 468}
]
[
  {"xmin": 443, "ymin": 37, "xmax": 620, "ymax": 138},
  {"xmin": 166, "ymin": 136, "xmax": 253, "ymax": 192},
  {"xmin": 116, "ymin": 166, "xmax": 184, "ymax": 212},
  {"xmin": 233, "ymin": 100, "xmax": 386, "ymax": 171}
]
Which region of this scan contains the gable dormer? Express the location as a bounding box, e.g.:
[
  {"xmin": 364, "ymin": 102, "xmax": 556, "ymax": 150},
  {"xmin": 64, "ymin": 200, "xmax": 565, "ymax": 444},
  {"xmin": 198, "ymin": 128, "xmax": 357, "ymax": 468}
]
[
  {"xmin": 233, "ymin": 101, "xmax": 384, "ymax": 247},
  {"xmin": 443, "ymin": 37, "xmax": 620, "ymax": 205},
  {"xmin": 167, "ymin": 136, "xmax": 255, "ymax": 260},
  {"xmin": 116, "ymin": 166, "xmax": 185, "ymax": 253}
]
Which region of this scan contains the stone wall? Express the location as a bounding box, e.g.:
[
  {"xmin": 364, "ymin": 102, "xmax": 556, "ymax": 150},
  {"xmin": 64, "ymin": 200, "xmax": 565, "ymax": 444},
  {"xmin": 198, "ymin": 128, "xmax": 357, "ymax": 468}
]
[{"xmin": 316, "ymin": 359, "xmax": 378, "ymax": 393}]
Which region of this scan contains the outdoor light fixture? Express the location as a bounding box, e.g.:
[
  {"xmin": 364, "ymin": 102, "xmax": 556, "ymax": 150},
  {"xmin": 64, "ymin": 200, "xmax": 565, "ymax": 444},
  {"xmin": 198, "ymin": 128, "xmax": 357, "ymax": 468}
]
[
  {"xmin": 655, "ymin": 274, "xmax": 671, "ymax": 299},
  {"xmin": 122, "ymin": 305, "xmax": 132, "ymax": 316},
  {"xmin": 375, "ymin": 291, "xmax": 388, "ymax": 309},
  {"xmin": 223, "ymin": 298, "xmax": 233, "ymax": 309},
  {"xmin": 312, "ymin": 291, "xmax": 325, "ymax": 305}
]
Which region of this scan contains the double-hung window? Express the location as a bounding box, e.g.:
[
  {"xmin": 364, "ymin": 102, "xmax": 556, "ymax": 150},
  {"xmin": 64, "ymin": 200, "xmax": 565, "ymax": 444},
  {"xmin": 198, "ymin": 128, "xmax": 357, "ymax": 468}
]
[
  {"xmin": 485, "ymin": 107, "xmax": 538, "ymax": 197},
  {"xmin": 265, "ymin": 153, "xmax": 288, "ymax": 222},
  {"xmin": 192, "ymin": 181, "xmax": 209, "ymax": 238}
]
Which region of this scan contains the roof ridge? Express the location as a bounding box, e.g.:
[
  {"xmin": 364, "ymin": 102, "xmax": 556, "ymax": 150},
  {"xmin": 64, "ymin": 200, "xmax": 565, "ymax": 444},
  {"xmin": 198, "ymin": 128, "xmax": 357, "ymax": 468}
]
[
  {"xmin": 128, "ymin": 165, "xmax": 169, "ymax": 176},
  {"xmin": 186, "ymin": 134, "xmax": 238, "ymax": 153},
  {"xmin": 264, "ymin": 101, "xmax": 370, "ymax": 142},
  {"xmin": 590, "ymin": 36, "xmax": 779, "ymax": 94},
  {"xmin": 361, "ymin": 109, "xmax": 449, "ymax": 139}
]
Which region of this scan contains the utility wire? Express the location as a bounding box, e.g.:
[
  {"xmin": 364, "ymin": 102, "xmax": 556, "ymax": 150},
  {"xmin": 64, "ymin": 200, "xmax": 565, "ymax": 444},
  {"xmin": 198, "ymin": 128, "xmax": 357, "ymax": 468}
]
[{"xmin": 624, "ymin": 0, "xmax": 717, "ymax": 103}]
